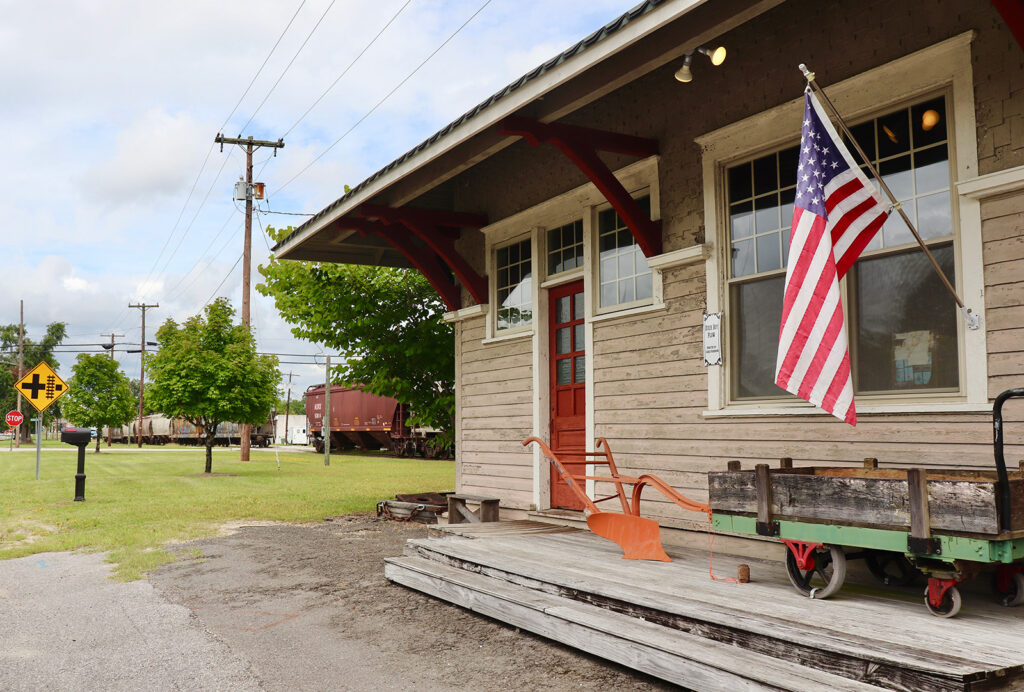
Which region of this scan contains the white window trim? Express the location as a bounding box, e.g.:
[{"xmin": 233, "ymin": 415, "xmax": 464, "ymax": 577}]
[
  {"xmin": 488, "ymin": 233, "xmax": 537, "ymax": 340},
  {"xmin": 696, "ymin": 31, "xmax": 986, "ymax": 416}
]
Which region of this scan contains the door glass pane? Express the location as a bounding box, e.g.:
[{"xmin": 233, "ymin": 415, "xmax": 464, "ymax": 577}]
[
  {"xmin": 556, "ymin": 296, "xmax": 570, "ymax": 324},
  {"xmin": 556, "ymin": 358, "xmax": 571, "ymax": 385},
  {"xmin": 731, "ymin": 276, "xmax": 784, "ymax": 399},
  {"xmin": 556, "ymin": 327, "xmax": 571, "ymax": 355},
  {"xmin": 852, "ymin": 245, "xmax": 958, "ymax": 393},
  {"xmin": 574, "ymin": 291, "xmax": 583, "ymax": 320},
  {"xmin": 574, "ymin": 356, "xmax": 585, "ymax": 383},
  {"xmin": 573, "ymin": 324, "xmax": 583, "ymax": 351}
]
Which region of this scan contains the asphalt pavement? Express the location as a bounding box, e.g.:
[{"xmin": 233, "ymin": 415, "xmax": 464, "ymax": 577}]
[{"xmin": 0, "ymin": 552, "xmax": 261, "ymax": 691}]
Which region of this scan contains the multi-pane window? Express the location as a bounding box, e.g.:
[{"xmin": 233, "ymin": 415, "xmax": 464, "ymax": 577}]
[
  {"xmin": 598, "ymin": 196, "xmax": 653, "ymax": 309},
  {"xmin": 727, "ymin": 96, "xmax": 958, "ymax": 400},
  {"xmin": 496, "ymin": 238, "xmax": 532, "ymax": 331},
  {"xmin": 548, "ymin": 219, "xmax": 583, "ymax": 276}
]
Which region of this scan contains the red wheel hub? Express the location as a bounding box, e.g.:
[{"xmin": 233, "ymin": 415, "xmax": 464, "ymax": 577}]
[{"xmin": 782, "ymin": 540, "xmax": 823, "ymax": 571}]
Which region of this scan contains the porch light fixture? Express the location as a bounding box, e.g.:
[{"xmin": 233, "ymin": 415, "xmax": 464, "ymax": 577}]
[{"xmin": 674, "ymin": 45, "xmax": 727, "ymax": 83}]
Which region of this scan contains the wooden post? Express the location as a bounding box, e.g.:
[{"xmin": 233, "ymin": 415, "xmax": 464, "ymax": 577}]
[
  {"xmin": 727, "ymin": 460, "xmax": 741, "ymax": 471},
  {"xmin": 779, "ymin": 457, "xmax": 793, "ymax": 469},
  {"xmin": 906, "ymin": 468, "xmax": 938, "ymax": 554},
  {"xmin": 864, "ymin": 458, "xmax": 879, "ymax": 469},
  {"xmin": 754, "ymin": 463, "xmax": 776, "ymax": 535}
]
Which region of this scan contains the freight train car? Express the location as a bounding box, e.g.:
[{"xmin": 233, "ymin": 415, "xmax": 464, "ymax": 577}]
[
  {"xmin": 305, "ymin": 384, "xmax": 444, "ymax": 457},
  {"xmin": 105, "ymin": 414, "xmax": 272, "ymax": 447}
]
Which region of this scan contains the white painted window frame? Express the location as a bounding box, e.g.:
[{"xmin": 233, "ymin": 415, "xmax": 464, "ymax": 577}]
[{"xmin": 696, "ymin": 31, "xmax": 989, "ymax": 417}]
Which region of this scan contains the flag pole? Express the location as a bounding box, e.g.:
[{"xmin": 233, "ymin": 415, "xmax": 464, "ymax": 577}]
[{"xmin": 798, "ymin": 64, "xmax": 979, "ymax": 330}]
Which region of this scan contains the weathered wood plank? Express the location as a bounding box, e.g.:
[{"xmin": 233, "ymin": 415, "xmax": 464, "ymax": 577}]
[
  {"xmin": 386, "ymin": 556, "xmax": 889, "ymax": 691},
  {"xmin": 708, "ymin": 470, "xmax": 1001, "ymax": 534},
  {"xmin": 398, "ymin": 535, "xmax": 1023, "ymax": 687},
  {"xmin": 982, "ymin": 209, "xmax": 1024, "ymax": 241}
]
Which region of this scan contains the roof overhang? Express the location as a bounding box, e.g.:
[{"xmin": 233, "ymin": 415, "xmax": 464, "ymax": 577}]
[{"xmin": 275, "ymin": 0, "xmax": 783, "ymax": 263}]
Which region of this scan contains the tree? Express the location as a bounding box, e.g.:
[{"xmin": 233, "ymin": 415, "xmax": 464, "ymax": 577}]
[
  {"xmin": 146, "ymin": 298, "xmax": 279, "ymax": 473},
  {"xmin": 257, "ymin": 226, "xmax": 454, "ymax": 447},
  {"xmin": 1, "ymin": 321, "xmax": 67, "ymax": 442},
  {"xmin": 61, "ymin": 355, "xmax": 136, "ymax": 453},
  {"xmin": 128, "ymin": 379, "xmax": 157, "ymax": 416},
  {"xmin": 276, "ymin": 396, "xmax": 305, "ymax": 415}
]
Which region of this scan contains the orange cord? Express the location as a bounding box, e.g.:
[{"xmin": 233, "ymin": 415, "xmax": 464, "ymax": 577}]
[{"xmin": 706, "ymin": 514, "xmax": 741, "ymax": 583}]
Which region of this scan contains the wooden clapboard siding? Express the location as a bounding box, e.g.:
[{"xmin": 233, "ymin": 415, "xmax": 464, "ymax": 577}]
[
  {"xmin": 983, "ymin": 194, "xmax": 1024, "ymax": 403},
  {"xmin": 456, "ymin": 314, "xmax": 534, "ymax": 509}
]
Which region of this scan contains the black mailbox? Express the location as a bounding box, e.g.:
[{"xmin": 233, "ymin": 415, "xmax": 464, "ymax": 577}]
[
  {"xmin": 61, "ymin": 426, "xmax": 91, "ymax": 501},
  {"xmin": 61, "ymin": 427, "xmax": 92, "ymax": 446}
]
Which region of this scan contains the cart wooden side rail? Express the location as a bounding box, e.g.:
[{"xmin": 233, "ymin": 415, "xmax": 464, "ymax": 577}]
[{"xmin": 524, "ymin": 436, "xmax": 709, "ymax": 561}]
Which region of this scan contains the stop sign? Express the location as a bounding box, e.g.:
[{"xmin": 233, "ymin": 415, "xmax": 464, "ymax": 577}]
[{"xmin": 6, "ymin": 410, "xmax": 24, "ymax": 427}]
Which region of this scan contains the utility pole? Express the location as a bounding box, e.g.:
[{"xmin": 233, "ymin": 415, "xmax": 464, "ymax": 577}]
[
  {"xmin": 100, "ymin": 332, "xmax": 124, "ymax": 446},
  {"xmin": 100, "ymin": 332, "xmax": 124, "ymax": 360},
  {"xmin": 323, "ymin": 356, "xmax": 331, "ymax": 467},
  {"xmin": 282, "ymin": 371, "xmax": 294, "ymax": 446},
  {"xmin": 215, "ymin": 133, "xmax": 284, "ymax": 462},
  {"xmin": 15, "ymin": 300, "xmax": 23, "ymax": 447},
  {"xmin": 129, "ymin": 303, "xmax": 158, "ymax": 448}
]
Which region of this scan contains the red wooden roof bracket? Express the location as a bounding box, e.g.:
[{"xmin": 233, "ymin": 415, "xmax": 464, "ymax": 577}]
[
  {"xmin": 993, "ymin": 0, "xmax": 1024, "ymax": 52},
  {"xmin": 336, "ymin": 217, "xmax": 462, "ymax": 311},
  {"xmin": 499, "ymin": 116, "xmax": 662, "ymax": 257},
  {"xmin": 358, "ymin": 204, "xmax": 489, "ymax": 306}
]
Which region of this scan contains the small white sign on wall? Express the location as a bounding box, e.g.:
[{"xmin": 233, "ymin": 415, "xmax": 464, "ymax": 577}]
[{"xmin": 703, "ymin": 312, "xmax": 722, "ymax": 366}]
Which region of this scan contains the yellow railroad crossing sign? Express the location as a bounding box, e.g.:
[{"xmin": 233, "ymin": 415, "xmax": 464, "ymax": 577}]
[{"xmin": 14, "ymin": 361, "xmax": 70, "ymax": 413}]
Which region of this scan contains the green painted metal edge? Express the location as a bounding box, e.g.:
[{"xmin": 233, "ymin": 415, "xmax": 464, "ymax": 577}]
[{"xmin": 712, "ymin": 513, "xmax": 1024, "ymax": 564}]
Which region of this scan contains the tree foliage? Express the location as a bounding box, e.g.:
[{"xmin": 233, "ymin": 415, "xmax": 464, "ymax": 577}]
[
  {"xmin": 276, "ymin": 396, "xmax": 305, "ymax": 415},
  {"xmin": 1, "ymin": 321, "xmax": 67, "ymax": 439},
  {"xmin": 257, "ymin": 226, "xmax": 454, "ymax": 444},
  {"xmin": 146, "ymin": 298, "xmax": 279, "ymax": 472},
  {"xmin": 62, "ymin": 354, "xmax": 136, "ymax": 452}
]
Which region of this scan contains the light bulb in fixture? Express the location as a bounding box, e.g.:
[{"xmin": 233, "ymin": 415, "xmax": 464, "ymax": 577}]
[
  {"xmin": 700, "ymin": 45, "xmax": 727, "ymax": 66},
  {"xmin": 674, "ymin": 53, "xmax": 693, "ymax": 83}
]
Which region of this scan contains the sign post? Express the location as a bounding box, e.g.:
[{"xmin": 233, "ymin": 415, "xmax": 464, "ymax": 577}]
[{"xmin": 13, "ymin": 362, "xmax": 70, "ymax": 480}]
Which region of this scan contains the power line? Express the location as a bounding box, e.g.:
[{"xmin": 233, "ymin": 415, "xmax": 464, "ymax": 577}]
[
  {"xmin": 202, "ymin": 253, "xmax": 244, "ymax": 310},
  {"xmin": 280, "ymin": 0, "xmax": 414, "ymax": 139},
  {"xmin": 116, "ymin": 1, "xmax": 307, "ymax": 333},
  {"xmin": 275, "ymin": 0, "xmax": 494, "ymax": 194},
  {"xmin": 237, "ymin": 0, "xmax": 338, "ymax": 135},
  {"xmin": 221, "ymin": 0, "xmax": 309, "ymax": 134}
]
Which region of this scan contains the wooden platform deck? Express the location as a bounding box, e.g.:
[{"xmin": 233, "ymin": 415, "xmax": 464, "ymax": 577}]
[{"xmin": 385, "ymin": 523, "xmax": 1024, "ymax": 691}]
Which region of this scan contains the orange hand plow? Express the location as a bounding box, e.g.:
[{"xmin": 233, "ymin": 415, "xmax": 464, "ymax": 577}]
[{"xmin": 523, "ymin": 437, "xmax": 710, "ymax": 562}]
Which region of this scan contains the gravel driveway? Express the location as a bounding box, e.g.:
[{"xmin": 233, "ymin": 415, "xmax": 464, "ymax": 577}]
[{"xmin": 2, "ymin": 515, "xmax": 673, "ymax": 691}]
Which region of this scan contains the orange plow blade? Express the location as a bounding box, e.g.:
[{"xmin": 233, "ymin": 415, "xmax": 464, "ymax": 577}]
[{"xmin": 587, "ymin": 512, "xmax": 670, "ymax": 562}]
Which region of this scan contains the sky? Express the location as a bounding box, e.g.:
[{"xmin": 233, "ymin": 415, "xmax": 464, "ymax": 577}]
[{"xmin": 2, "ymin": 0, "xmax": 636, "ymax": 403}]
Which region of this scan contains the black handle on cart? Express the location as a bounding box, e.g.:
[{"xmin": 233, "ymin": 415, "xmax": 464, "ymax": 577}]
[{"xmin": 994, "ymin": 388, "xmax": 1024, "ymax": 532}]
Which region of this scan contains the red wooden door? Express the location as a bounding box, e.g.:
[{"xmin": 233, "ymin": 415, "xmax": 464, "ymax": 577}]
[{"xmin": 549, "ymin": 281, "xmax": 586, "ymax": 510}]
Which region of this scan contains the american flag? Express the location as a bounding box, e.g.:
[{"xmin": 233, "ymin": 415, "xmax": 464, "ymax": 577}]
[{"xmin": 774, "ymin": 92, "xmax": 889, "ymax": 425}]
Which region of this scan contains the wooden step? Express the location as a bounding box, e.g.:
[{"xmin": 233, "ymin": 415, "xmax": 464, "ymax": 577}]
[
  {"xmin": 386, "ymin": 555, "xmax": 887, "ymax": 691},
  {"xmin": 401, "ymin": 534, "xmax": 1015, "ymax": 691}
]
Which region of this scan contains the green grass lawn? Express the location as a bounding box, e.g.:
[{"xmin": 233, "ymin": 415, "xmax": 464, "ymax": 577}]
[{"xmin": 0, "ymin": 446, "xmax": 454, "ymax": 580}]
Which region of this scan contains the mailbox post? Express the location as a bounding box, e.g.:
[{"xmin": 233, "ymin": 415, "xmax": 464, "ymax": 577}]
[{"xmin": 61, "ymin": 426, "xmax": 92, "ymax": 501}]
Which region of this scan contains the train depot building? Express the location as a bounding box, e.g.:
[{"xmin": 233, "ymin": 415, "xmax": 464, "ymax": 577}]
[{"xmin": 275, "ymin": 1, "xmax": 1024, "ymax": 684}]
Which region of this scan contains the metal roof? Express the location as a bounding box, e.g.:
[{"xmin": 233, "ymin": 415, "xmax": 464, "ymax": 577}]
[{"xmin": 273, "ymin": 0, "xmax": 667, "ymax": 252}]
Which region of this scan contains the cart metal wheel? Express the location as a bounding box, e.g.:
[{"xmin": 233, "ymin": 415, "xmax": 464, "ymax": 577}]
[
  {"xmin": 924, "ymin": 585, "xmax": 962, "ymax": 617},
  {"xmin": 785, "ymin": 544, "xmax": 847, "ymax": 599},
  {"xmin": 865, "ymin": 551, "xmax": 920, "ymax": 587},
  {"xmin": 992, "ymin": 571, "xmax": 1024, "ymax": 607}
]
